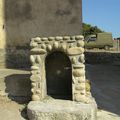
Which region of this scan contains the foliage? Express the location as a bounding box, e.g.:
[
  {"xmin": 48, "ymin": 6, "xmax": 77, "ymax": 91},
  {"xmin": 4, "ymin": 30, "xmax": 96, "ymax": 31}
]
[{"xmin": 83, "ymin": 23, "xmax": 104, "ymax": 37}]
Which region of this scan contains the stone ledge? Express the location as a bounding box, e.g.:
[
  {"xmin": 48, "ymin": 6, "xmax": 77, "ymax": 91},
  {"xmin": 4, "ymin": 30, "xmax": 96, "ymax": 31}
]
[
  {"xmin": 85, "ymin": 51, "xmax": 120, "ymax": 64},
  {"xmin": 27, "ymin": 99, "xmax": 97, "ymax": 120}
]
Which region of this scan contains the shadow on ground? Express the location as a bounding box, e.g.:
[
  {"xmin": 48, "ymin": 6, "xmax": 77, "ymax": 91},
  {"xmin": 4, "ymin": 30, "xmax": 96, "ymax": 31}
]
[
  {"xmin": 5, "ymin": 73, "xmax": 31, "ymax": 104},
  {"xmin": 21, "ymin": 106, "xmax": 29, "ymax": 120}
]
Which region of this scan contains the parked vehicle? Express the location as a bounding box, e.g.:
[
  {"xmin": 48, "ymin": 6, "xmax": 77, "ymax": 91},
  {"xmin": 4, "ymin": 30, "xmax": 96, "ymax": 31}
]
[{"xmin": 85, "ymin": 33, "xmax": 113, "ymax": 50}]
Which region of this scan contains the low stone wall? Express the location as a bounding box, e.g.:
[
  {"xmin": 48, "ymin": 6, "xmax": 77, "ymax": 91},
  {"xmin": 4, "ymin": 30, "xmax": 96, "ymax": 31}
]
[
  {"xmin": 1, "ymin": 50, "xmax": 120, "ymax": 68},
  {"xmin": 85, "ymin": 51, "xmax": 120, "ymax": 64},
  {"xmin": 0, "ymin": 49, "xmax": 31, "ymax": 68}
]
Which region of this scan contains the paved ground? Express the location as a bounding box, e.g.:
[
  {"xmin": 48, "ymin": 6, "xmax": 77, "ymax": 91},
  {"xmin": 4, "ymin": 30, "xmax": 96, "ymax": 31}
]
[
  {"xmin": 86, "ymin": 64, "xmax": 120, "ymax": 120},
  {"xmin": 0, "ymin": 100, "xmax": 27, "ymax": 120},
  {"xmin": 0, "ymin": 64, "xmax": 120, "ymax": 120}
]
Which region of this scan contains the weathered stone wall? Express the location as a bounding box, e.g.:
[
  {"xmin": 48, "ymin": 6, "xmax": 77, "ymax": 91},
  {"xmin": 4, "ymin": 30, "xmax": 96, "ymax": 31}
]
[
  {"xmin": 0, "ymin": 0, "xmax": 82, "ymax": 68},
  {"xmin": 85, "ymin": 51, "xmax": 120, "ymax": 64},
  {"xmin": 0, "ymin": 49, "xmax": 31, "ymax": 68},
  {"xmin": 5, "ymin": 0, "xmax": 82, "ymax": 47}
]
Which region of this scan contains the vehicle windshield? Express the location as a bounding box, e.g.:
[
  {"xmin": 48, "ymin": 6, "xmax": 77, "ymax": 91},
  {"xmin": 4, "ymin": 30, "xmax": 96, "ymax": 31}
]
[{"xmin": 85, "ymin": 35, "xmax": 96, "ymax": 42}]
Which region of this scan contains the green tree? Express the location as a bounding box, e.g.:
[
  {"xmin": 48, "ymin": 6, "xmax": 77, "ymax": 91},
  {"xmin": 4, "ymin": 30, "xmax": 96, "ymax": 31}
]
[{"xmin": 83, "ymin": 23, "xmax": 104, "ymax": 37}]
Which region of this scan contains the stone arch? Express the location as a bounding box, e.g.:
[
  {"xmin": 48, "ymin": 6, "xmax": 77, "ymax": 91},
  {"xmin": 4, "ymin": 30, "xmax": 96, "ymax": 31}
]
[{"xmin": 30, "ymin": 35, "xmax": 88, "ymax": 102}]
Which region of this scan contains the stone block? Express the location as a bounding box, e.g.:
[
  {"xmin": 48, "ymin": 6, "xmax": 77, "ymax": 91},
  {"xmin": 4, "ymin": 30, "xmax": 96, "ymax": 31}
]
[{"xmin": 27, "ymin": 99, "xmax": 97, "ymax": 120}]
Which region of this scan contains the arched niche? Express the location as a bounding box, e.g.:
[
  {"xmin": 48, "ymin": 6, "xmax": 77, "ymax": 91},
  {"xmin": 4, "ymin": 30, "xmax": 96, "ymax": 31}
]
[{"xmin": 45, "ymin": 51, "xmax": 72, "ymax": 100}]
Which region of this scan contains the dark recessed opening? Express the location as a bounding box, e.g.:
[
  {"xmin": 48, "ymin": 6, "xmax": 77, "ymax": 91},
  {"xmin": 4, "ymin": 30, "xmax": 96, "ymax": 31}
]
[{"xmin": 45, "ymin": 51, "xmax": 72, "ymax": 100}]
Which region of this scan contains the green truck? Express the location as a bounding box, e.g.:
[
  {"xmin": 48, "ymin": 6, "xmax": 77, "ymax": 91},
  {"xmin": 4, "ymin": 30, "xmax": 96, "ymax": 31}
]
[{"xmin": 85, "ymin": 33, "xmax": 113, "ymax": 49}]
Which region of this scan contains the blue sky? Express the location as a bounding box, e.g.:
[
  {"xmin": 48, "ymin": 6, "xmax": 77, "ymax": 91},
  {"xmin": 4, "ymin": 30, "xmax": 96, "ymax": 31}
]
[{"xmin": 82, "ymin": 0, "xmax": 120, "ymax": 38}]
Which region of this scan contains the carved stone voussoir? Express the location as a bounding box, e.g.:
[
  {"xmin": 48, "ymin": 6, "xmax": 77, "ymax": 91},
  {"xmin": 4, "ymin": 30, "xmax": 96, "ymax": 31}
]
[
  {"xmin": 30, "ymin": 55, "xmax": 36, "ymax": 64},
  {"xmin": 31, "ymin": 37, "xmax": 41, "ymax": 42},
  {"xmin": 73, "ymin": 64, "xmax": 85, "ymax": 69},
  {"xmin": 75, "ymin": 35, "xmax": 84, "ymax": 40},
  {"xmin": 79, "ymin": 54, "xmax": 85, "ymax": 63},
  {"xmin": 55, "ymin": 36, "xmax": 63, "ymax": 41},
  {"xmin": 74, "ymin": 94, "xmax": 89, "ymax": 103},
  {"xmin": 32, "ymin": 95, "xmax": 40, "ymax": 101},
  {"xmin": 36, "ymin": 55, "xmax": 41, "ymax": 64},
  {"xmin": 48, "ymin": 37, "xmax": 55, "ymax": 41},
  {"xmin": 31, "ymin": 83, "xmax": 36, "ymax": 87},
  {"xmin": 71, "ymin": 57, "xmax": 77, "ymax": 64},
  {"xmin": 30, "ymin": 42, "xmax": 38, "ymax": 48},
  {"xmin": 67, "ymin": 40, "xmax": 76, "ymax": 43},
  {"xmin": 73, "ymin": 69, "xmax": 85, "ymax": 77},
  {"xmin": 41, "ymin": 37, "xmax": 48, "ymax": 41},
  {"xmin": 47, "ymin": 44, "xmax": 52, "ymax": 51},
  {"xmin": 30, "ymin": 75, "xmax": 41, "ymax": 82},
  {"xmin": 53, "ymin": 42, "xmax": 59, "ymax": 49},
  {"xmin": 77, "ymin": 41, "xmax": 84, "ymax": 47},
  {"xmin": 63, "ymin": 36, "xmax": 70, "ymax": 40},
  {"xmin": 67, "ymin": 47, "xmax": 84, "ymax": 56},
  {"xmin": 31, "ymin": 66, "xmax": 39, "ymax": 70},
  {"xmin": 31, "ymin": 48, "xmax": 46, "ymax": 54},
  {"xmin": 75, "ymin": 83, "xmax": 85, "ymax": 90}
]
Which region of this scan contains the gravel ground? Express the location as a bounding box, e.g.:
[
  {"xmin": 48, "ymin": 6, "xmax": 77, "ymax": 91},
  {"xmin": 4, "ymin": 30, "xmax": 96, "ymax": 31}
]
[{"xmin": 0, "ymin": 64, "xmax": 120, "ymax": 120}]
